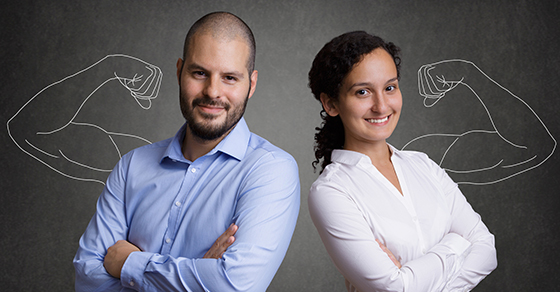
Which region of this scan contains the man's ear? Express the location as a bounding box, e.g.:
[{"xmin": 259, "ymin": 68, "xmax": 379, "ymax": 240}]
[
  {"xmin": 247, "ymin": 70, "xmax": 258, "ymax": 99},
  {"xmin": 176, "ymin": 58, "xmax": 184, "ymax": 84},
  {"xmin": 320, "ymin": 93, "xmax": 339, "ymax": 117}
]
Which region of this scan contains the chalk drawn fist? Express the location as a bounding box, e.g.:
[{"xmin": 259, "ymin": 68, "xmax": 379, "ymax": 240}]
[
  {"xmin": 103, "ymin": 54, "xmax": 163, "ymax": 109},
  {"xmin": 417, "ymin": 59, "xmax": 478, "ymax": 106}
]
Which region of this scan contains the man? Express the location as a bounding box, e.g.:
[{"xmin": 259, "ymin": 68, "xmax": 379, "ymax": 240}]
[{"xmin": 73, "ymin": 12, "xmax": 300, "ymax": 291}]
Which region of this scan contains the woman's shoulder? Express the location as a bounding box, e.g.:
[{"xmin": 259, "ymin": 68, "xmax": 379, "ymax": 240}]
[
  {"xmin": 311, "ymin": 161, "xmax": 346, "ymax": 188},
  {"xmin": 310, "ymin": 159, "xmax": 362, "ymax": 198},
  {"xmin": 394, "ymin": 147, "xmax": 458, "ymax": 192},
  {"xmin": 393, "ymin": 147, "xmax": 439, "ymax": 170}
]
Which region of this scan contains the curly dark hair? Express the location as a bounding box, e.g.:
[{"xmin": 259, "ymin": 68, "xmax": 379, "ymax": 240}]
[{"xmin": 308, "ymin": 31, "xmax": 401, "ymax": 172}]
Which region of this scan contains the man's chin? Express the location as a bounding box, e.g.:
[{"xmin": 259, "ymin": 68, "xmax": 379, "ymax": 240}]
[{"xmin": 188, "ymin": 121, "xmax": 229, "ymax": 141}]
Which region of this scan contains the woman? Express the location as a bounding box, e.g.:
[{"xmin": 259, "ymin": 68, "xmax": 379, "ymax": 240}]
[{"xmin": 308, "ymin": 31, "xmax": 497, "ymax": 292}]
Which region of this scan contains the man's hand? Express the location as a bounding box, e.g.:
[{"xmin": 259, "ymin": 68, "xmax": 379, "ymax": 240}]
[
  {"xmin": 104, "ymin": 240, "xmax": 141, "ymax": 278},
  {"xmin": 204, "ymin": 223, "xmax": 238, "ymax": 259},
  {"xmin": 103, "ymin": 224, "xmax": 236, "ymax": 279},
  {"xmin": 376, "ymin": 239, "xmax": 402, "ymax": 269}
]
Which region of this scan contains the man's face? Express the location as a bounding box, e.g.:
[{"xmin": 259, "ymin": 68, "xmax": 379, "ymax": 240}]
[{"xmin": 177, "ymin": 33, "xmax": 258, "ymax": 141}]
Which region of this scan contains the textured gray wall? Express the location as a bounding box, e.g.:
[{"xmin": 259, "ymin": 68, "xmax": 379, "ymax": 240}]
[{"xmin": 2, "ymin": 0, "xmax": 559, "ymax": 291}]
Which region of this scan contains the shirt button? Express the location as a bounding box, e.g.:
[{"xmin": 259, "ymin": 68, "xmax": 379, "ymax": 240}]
[
  {"xmin": 130, "ymin": 280, "xmax": 135, "ymax": 286},
  {"xmin": 175, "ymin": 201, "xmax": 181, "ymax": 207},
  {"xmin": 191, "ymin": 168, "xmax": 197, "ymax": 173},
  {"xmin": 165, "ymin": 238, "xmax": 171, "ymax": 243}
]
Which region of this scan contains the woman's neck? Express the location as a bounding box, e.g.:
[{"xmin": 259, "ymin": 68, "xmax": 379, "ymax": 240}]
[
  {"xmin": 344, "ymin": 140, "xmax": 392, "ymax": 166},
  {"xmin": 345, "ymin": 140, "xmax": 403, "ymax": 195}
]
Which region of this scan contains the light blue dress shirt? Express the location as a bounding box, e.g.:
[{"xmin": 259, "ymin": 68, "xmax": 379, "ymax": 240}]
[{"xmin": 73, "ymin": 118, "xmax": 300, "ymax": 292}]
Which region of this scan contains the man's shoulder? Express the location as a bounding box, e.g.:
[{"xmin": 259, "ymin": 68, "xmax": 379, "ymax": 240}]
[
  {"xmin": 129, "ymin": 137, "xmax": 173, "ymax": 153},
  {"xmin": 120, "ymin": 137, "xmax": 174, "ymax": 164},
  {"xmin": 246, "ymin": 132, "xmax": 295, "ymax": 163},
  {"xmin": 240, "ymin": 132, "xmax": 300, "ymax": 193}
]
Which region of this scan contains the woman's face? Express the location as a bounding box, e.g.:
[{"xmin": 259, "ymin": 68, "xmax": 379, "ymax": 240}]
[{"xmin": 322, "ymin": 48, "xmax": 402, "ymax": 151}]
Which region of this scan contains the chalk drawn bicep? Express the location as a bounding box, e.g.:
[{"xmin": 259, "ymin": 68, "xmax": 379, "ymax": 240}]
[{"xmin": 7, "ymin": 54, "xmax": 162, "ymax": 185}]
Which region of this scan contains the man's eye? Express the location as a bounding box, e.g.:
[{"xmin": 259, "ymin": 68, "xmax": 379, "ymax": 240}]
[
  {"xmin": 386, "ymin": 85, "xmax": 395, "ymax": 91},
  {"xmin": 193, "ymin": 71, "xmax": 205, "ymax": 77},
  {"xmin": 225, "ymin": 76, "xmax": 237, "ymax": 81}
]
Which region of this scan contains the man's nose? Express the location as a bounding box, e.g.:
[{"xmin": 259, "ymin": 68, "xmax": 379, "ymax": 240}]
[{"xmin": 203, "ymin": 76, "xmax": 222, "ymax": 98}]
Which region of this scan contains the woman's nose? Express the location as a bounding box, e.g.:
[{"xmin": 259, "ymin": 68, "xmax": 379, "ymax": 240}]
[{"xmin": 370, "ymin": 94, "xmax": 387, "ymax": 112}]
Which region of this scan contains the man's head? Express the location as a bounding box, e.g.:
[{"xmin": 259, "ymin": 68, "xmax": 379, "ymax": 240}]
[
  {"xmin": 177, "ymin": 12, "xmax": 258, "ymax": 142},
  {"xmin": 183, "ymin": 12, "xmax": 256, "ymax": 75}
]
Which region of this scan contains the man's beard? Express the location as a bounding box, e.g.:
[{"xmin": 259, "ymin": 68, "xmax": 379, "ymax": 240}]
[{"xmin": 180, "ymin": 90, "xmax": 249, "ymax": 141}]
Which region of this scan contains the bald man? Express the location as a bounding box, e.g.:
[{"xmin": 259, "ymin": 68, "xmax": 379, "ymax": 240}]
[{"xmin": 73, "ymin": 12, "xmax": 300, "ymax": 292}]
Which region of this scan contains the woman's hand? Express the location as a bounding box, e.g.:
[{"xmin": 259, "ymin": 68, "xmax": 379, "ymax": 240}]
[{"xmin": 376, "ymin": 239, "xmax": 401, "ymax": 269}]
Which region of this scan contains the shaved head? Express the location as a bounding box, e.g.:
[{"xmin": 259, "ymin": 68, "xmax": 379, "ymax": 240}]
[{"xmin": 183, "ymin": 12, "xmax": 256, "ymax": 73}]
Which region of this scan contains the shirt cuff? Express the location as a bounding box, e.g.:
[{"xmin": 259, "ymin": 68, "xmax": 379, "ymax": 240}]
[{"xmin": 120, "ymin": 251, "xmax": 152, "ymax": 290}]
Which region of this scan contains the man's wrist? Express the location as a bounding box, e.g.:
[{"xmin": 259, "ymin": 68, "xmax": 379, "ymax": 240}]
[{"xmin": 120, "ymin": 251, "xmax": 150, "ymax": 289}]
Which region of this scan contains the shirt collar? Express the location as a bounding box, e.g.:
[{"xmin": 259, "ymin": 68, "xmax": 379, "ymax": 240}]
[
  {"xmin": 161, "ymin": 117, "xmax": 250, "ymax": 163},
  {"xmin": 207, "ymin": 117, "xmax": 250, "ymax": 160},
  {"xmin": 331, "ymin": 144, "xmax": 399, "ymax": 168}
]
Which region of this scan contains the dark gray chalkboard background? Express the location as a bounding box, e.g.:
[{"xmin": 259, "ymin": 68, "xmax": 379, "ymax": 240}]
[{"xmin": 2, "ymin": 0, "xmax": 559, "ymax": 291}]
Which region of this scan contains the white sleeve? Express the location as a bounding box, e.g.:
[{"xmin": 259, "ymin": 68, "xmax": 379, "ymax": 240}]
[{"xmin": 433, "ymin": 160, "xmax": 498, "ymax": 291}]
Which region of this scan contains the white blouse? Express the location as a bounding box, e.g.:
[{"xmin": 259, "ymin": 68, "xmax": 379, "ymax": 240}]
[{"xmin": 309, "ymin": 146, "xmax": 497, "ymax": 292}]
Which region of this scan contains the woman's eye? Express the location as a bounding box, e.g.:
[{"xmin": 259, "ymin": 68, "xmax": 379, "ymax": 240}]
[
  {"xmin": 386, "ymin": 85, "xmax": 396, "ymax": 91},
  {"xmin": 356, "ymin": 89, "xmax": 368, "ymax": 96}
]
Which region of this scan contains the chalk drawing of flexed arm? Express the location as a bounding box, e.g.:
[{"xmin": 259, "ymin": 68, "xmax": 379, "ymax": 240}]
[
  {"xmin": 404, "ymin": 59, "xmax": 556, "ymax": 185},
  {"xmin": 7, "ymin": 54, "xmax": 162, "ymax": 185}
]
